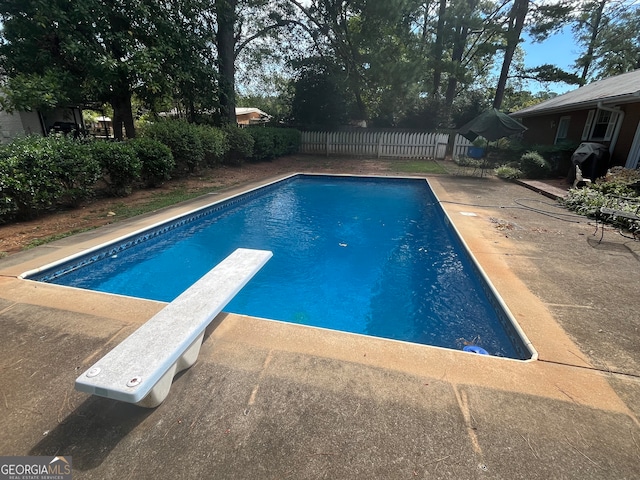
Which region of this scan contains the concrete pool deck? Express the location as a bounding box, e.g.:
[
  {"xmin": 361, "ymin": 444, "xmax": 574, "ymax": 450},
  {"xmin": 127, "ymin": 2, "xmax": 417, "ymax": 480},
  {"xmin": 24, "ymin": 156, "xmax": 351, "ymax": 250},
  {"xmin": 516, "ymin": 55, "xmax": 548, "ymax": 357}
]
[{"xmin": 0, "ymin": 170, "xmax": 638, "ymax": 479}]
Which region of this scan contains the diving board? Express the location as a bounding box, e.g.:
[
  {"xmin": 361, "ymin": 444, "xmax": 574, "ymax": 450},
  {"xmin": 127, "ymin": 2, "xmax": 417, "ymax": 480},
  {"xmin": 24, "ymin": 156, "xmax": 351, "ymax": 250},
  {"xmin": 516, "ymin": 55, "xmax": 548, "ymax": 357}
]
[{"xmin": 75, "ymin": 248, "xmax": 272, "ymax": 407}]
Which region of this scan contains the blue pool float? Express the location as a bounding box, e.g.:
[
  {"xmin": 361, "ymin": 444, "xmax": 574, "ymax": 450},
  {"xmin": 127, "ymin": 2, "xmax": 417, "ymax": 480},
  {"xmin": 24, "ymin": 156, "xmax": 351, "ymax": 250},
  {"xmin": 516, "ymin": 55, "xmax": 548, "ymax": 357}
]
[{"xmin": 463, "ymin": 345, "xmax": 489, "ymax": 355}]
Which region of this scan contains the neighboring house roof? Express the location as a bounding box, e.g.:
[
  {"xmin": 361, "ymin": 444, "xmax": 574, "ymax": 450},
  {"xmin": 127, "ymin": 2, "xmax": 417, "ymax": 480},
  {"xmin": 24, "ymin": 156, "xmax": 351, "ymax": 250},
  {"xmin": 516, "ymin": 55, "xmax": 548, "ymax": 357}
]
[
  {"xmin": 513, "ymin": 69, "xmax": 640, "ymax": 118},
  {"xmin": 235, "ymin": 107, "xmax": 270, "ymax": 118},
  {"xmin": 158, "ymin": 107, "xmax": 272, "ymax": 120}
]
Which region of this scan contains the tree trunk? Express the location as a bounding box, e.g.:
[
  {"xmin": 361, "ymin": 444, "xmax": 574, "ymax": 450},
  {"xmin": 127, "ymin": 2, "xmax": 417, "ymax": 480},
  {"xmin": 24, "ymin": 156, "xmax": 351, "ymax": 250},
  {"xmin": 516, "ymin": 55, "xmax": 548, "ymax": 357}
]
[
  {"xmin": 432, "ymin": 0, "xmax": 448, "ymax": 95},
  {"xmin": 493, "ymin": 0, "xmax": 529, "ymax": 109},
  {"xmin": 442, "ymin": 2, "xmax": 475, "ymax": 127},
  {"xmin": 111, "ymin": 85, "xmax": 135, "ymax": 140},
  {"xmin": 444, "ymin": 24, "xmax": 467, "ymax": 111},
  {"xmin": 580, "ymin": 0, "xmax": 607, "ymax": 81},
  {"xmin": 347, "ymin": 70, "xmax": 368, "ymax": 121},
  {"xmin": 216, "ymin": 0, "xmax": 237, "ymax": 125}
]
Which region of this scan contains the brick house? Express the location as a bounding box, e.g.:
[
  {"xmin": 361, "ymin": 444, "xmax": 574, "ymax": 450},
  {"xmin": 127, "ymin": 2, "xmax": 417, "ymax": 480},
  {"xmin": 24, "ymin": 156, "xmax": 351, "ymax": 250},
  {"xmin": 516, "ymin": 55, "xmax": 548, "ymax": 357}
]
[{"xmin": 512, "ymin": 69, "xmax": 640, "ymax": 169}]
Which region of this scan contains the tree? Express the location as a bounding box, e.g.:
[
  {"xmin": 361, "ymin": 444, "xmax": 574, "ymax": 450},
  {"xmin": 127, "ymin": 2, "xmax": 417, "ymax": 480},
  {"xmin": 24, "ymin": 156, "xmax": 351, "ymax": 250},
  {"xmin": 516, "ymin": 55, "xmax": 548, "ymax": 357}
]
[
  {"xmin": 442, "ymin": 0, "xmax": 483, "ymax": 119},
  {"xmin": 410, "ymin": 0, "xmax": 501, "ymax": 127},
  {"xmin": 286, "ymin": 0, "xmax": 370, "ymax": 120},
  {"xmin": 214, "ymin": 0, "xmax": 317, "ymax": 124},
  {"xmin": 289, "ymin": 59, "xmax": 351, "ymax": 128},
  {"xmin": 591, "ymin": 7, "xmax": 640, "ymax": 77},
  {"xmin": 1, "ymin": 0, "xmax": 139, "ymax": 138},
  {"xmin": 349, "ymin": 2, "xmax": 426, "ymax": 125},
  {"xmin": 573, "ymin": 0, "xmax": 640, "ymax": 80},
  {"xmin": 493, "ymin": 0, "xmax": 529, "ymax": 109},
  {"xmin": 574, "ymin": 0, "xmax": 608, "ymax": 81},
  {"xmin": 287, "ymin": 0, "xmax": 456, "ymax": 125},
  {"xmin": 0, "ymin": 0, "xmax": 217, "ymax": 138},
  {"xmin": 499, "ymin": 87, "xmax": 557, "ymax": 112},
  {"xmin": 0, "ymin": 1, "xmax": 85, "ymax": 111},
  {"xmin": 528, "ymin": 0, "xmax": 640, "ymax": 83},
  {"xmin": 151, "ymin": 0, "xmax": 218, "ymax": 122},
  {"xmin": 431, "ymin": 0, "xmax": 449, "ymax": 96},
  {"xmin": 0, "ymin": 71, "xmax": 74, "ymax": 113},
  {"xmin": 215, "ymin": 0, "xmax": 238, "ymax": 124},
  {"xmin": 510, "ymin": 64, "xmax": 583, "ymax": 86}
]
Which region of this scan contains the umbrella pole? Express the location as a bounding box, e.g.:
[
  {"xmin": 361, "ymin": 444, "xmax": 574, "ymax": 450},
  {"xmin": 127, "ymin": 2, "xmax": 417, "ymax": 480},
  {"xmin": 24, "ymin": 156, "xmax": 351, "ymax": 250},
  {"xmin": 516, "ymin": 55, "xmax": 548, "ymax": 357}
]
[{"xmin": 481, "ymin": 143, "xmax": 490, "ymax": 178}]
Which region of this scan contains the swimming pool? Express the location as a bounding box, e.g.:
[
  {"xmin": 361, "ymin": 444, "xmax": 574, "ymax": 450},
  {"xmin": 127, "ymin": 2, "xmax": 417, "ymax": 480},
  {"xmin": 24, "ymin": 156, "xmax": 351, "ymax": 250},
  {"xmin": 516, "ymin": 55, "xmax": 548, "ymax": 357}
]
[{"xmin": 25, "ymin": 174, "xmax": 535, "ymax": 359}]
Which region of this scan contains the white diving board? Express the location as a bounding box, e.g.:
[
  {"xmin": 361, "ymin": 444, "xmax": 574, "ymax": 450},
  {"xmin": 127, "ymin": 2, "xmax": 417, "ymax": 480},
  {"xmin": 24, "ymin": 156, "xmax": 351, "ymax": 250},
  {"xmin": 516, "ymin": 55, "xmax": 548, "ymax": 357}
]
[{"xmin": 75, "ymin": 248, "xmax": 272, "ymax": 407}]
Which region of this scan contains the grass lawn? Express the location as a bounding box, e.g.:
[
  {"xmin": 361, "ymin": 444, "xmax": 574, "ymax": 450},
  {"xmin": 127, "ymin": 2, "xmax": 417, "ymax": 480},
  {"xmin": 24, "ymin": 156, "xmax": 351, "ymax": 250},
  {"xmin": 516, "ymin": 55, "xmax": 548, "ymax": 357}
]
[{"xmin": 390, "ymin": 160, "xmax": 447, "ymax": 174}]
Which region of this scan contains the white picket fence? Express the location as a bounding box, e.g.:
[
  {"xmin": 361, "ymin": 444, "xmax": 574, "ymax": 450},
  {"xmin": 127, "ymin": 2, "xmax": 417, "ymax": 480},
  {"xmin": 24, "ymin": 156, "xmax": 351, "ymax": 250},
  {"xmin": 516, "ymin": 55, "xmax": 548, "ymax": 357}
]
[
  {"xmin": 300, "ymin": 131, "xmax": 473, "ymax": 159},
  {"xmin": 453, "ymin": 135, "xmax": 473, "ymax": 157}
]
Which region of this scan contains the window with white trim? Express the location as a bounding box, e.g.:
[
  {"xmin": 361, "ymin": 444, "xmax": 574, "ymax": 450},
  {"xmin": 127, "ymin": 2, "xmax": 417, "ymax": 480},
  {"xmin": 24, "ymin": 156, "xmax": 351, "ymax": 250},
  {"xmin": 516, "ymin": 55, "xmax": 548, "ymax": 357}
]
[
  {"xmin": 582, "ymin": 109, "xmax": 619, "ymax": 141},
  {"xmin": 554, "ymin": 116, "xmax": 570, "ymax": 144}
]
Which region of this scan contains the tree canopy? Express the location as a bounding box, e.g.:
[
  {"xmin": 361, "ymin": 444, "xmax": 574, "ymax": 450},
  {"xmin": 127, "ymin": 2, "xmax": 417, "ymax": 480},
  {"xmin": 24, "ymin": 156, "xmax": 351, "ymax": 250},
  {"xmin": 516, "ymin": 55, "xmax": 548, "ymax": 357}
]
[
  {"xmin": 1, "ymin": 0, "xmax": 638, "ymax": 134},
  {"xmin": 0, "ymin": 0, "xmax": 217, "ymax": 138}
]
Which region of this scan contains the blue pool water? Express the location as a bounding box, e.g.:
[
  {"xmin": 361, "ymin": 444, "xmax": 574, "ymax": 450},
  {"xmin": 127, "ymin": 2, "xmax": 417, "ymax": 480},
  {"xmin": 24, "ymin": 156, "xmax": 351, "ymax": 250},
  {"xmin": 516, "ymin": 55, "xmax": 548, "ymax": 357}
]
[{"xmin": 29, "ymin": 175, "xmax": 530, "ymax": 359}]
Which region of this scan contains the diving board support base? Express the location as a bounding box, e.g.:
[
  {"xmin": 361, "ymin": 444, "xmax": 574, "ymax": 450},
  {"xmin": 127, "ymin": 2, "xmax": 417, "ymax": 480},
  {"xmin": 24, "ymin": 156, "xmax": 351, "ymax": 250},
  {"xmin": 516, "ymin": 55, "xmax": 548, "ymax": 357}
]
[
  {"xmin": 75, "ymin": 248, "xmax": 272, "ymax": 407},
  {"xmin": 136, "ymin": 331, "xmax": 205, "ymax": 408}
]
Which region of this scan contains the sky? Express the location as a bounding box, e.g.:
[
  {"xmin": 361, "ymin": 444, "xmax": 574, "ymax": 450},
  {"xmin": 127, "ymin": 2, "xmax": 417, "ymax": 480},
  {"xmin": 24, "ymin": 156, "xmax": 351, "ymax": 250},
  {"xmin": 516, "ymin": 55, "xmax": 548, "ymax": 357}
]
[{"xmin": 521, "ymin": 26, "xmax": 581, "ymax": 95}]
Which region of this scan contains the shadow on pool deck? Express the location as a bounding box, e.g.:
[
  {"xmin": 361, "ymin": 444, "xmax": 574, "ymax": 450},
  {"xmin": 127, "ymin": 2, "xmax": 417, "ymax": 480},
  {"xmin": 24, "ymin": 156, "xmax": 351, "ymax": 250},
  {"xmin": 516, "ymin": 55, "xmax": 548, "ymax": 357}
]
[{"xmin": 0, "ymin": 170, "xmax": 639, "ymax": 479}]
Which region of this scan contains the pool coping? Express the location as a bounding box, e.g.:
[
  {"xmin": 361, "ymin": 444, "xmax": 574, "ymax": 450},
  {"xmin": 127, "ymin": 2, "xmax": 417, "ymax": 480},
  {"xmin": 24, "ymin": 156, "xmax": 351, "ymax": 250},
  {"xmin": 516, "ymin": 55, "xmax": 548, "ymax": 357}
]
[
  {"xmin": 17, "ymin": 172, "xmax": 536, "ymax": 362},
  {"xmin": 3, "ymin": 162, "xmax": 639, "ymax": 480},
  {"xmin": 0, "ymin": 171, "xmax": 631, "ymax": 415}
]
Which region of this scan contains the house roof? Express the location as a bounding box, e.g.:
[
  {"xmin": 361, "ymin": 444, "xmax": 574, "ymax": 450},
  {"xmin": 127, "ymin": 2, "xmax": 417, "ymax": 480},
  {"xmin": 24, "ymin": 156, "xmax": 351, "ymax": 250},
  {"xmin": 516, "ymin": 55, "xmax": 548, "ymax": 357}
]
[
  {"xmin": 235, "ymin": 107, "xmax": 270, "ymax": 118},
  {"xmin": 512, "ymin": 69, "xmax": 640, "ymax": 118}
]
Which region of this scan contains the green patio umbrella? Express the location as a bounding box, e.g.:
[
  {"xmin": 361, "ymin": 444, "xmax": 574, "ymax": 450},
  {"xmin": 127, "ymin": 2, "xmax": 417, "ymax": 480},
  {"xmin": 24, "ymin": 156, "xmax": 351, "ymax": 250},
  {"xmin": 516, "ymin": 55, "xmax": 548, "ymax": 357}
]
[{"xmin": 458, "ymin": 108, "xmax": 527, "ymax": 142}]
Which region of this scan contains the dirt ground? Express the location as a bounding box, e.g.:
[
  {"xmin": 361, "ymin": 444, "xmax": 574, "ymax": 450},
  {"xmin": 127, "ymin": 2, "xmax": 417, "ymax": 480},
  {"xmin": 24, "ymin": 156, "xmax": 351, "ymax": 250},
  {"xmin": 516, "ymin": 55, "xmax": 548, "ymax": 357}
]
[{"xmin": 0, "ymin": 155, "xmax": 421, "ymax": 255}]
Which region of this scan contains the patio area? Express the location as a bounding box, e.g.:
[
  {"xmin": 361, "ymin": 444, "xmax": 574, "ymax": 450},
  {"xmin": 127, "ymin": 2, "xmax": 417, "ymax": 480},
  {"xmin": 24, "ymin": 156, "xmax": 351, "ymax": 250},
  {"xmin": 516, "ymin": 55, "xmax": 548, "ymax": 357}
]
[{"xmin": 0, "ymin": 159, "xmax": 638, "ymax": 479}]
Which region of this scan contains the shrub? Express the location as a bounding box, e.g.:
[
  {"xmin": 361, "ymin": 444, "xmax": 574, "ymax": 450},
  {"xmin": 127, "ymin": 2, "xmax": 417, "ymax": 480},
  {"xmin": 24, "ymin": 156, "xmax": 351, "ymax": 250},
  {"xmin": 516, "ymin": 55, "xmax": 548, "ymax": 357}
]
[
  {"xmin": 0, "ymin": 136, "xmax": 99, "ymax": 220},
  {"xmin": 563, "ymin": 185, "xmax": 606, "ymax": 217},
  {"xmin": 519, "ymin": 151, "xmax": 551, "ymax": 179},
  {"xmin": 595, "ymin": 166, "xmax": 640, "ymax": 195},
  {"xmin": 453, "ymin": 156, "xmax": 483, "ymax": 168},
  {"xmin": 129, "ymin": 137, "xmax": 175, "ymax": 187},
  {"xmin": 221, "ymin": 124, "xmax": 254, "ymax": 165},
  {"xmin": 49, "ymin": 137, "xmax": 101, "ymax": 205},
  {"xmin": 90, "ymin": 141, "xmax": 141, "ymax": 196},
  {"xmin": 564, "ymin": 168, "xmax": 640, "ymax": 232},
  {"xmin": 142, "ymin": 120, "xmax": 205, "ymax": 173},
  {"xmin": 494, "ymin": 165, "xmax": 522, "ymax": 180},
  {"xmin": 195, "ymin": 125, "xmax": 228, "ymax": 166},
  {"xmin": 505, "ymin": 139, "xmax": 578, "ymax": 175},
  {"xmin": 282, "ymin": 128, "xmax": 302, "ymax": 155},
  {"xmin": 564, "ymin": 185, "xmax": 640, "ymax": 232},
  {"xmin": 0, "ymin": 177, "xmax": 15, "ymax": 221},
  {"xmin": 472, "ymin": 136, "xmax": 488, "ymax": 148},
  {"xmin": 246, "ymin": 128, "xmax": 273, "ymax": 161},
  {"xmin": 0, "ymin": 136, "xmax": 65, "ymax": 220},
  {"xmin": 246, "ymin": 127, "xmax": 301, "ymax": 161}
]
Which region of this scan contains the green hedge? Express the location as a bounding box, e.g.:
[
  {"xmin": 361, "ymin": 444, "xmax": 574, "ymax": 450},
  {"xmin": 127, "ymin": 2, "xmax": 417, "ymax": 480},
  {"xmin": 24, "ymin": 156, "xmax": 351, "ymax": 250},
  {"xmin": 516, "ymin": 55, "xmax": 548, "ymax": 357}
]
[
  {"xmin": 90, "ymin": 141, "xmax": 141, "ymax": 197},
  {"xmin": 0, "ymin": 136, "xmax": 100, "ymax": 221},
  {"xmin": 195, "ymin": 125, "xmax": 228, "ymax": 166},
  {"xmin": 142, "ymin": 121, "xmax": 299, "ymax": 167},
  {"xmin": 142, "ymin": 120, "xmax": 205, "ymax": 173},
  {"xmin": 221, "ymin": 124, "xmax": 254, "ymax": 165},
  {"xmin": 519, "ymin": 151, "xmax": 552, "ymax": 179},
  {"xmin": 48, "ymin": 137, "xmax": 101, "ymax": 205},
  {"xmin": 246, "ymin": 127, "xmax": 301, "ymax": 161},
  {"xmin": 0, "ymin": 123, "xmax": 301, "ymax": 223},
  {"xmin": 129, "ymin": 137, "xmax": 175, "ymax": 187}
]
